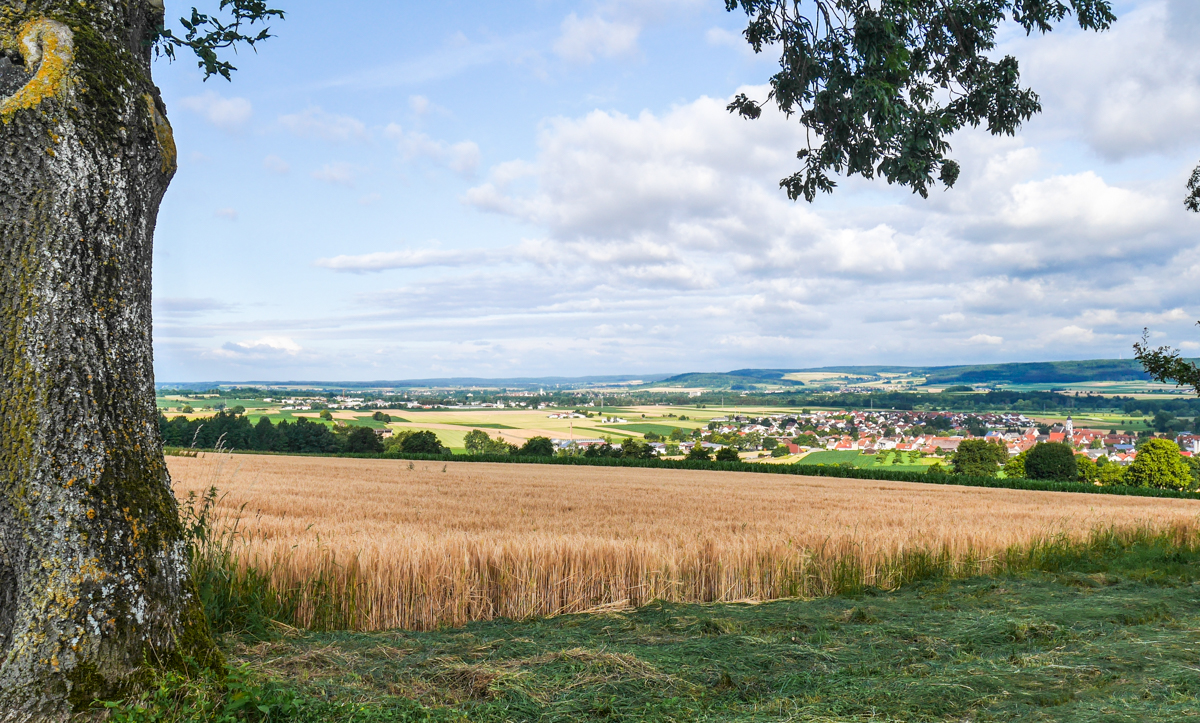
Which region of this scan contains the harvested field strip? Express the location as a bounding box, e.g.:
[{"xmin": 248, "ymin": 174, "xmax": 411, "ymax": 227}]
[{"xmin": 170, "ymin": 454, "xmax": 1200, "ymax": 632}]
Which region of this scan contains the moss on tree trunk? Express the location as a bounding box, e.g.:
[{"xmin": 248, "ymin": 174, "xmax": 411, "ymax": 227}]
[{"xmin": 0, "ymin": 3, "xmax": 220, "ymax": 720}]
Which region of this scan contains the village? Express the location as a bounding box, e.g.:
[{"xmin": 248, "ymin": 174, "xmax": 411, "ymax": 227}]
[{"xmin": 552, "ymin": 409, "xmax": 1200, "ymax": 465}]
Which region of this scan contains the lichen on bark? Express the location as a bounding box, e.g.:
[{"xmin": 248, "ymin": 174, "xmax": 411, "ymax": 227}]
[{"xmin": 0, "ymin": 2, "xmax": 220, "ymax": 720}]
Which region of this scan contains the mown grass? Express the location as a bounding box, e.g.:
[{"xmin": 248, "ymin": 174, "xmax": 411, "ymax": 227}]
[{"xmin": 100, "ymin": 526, "xmax": 1200, "ymax": 721}]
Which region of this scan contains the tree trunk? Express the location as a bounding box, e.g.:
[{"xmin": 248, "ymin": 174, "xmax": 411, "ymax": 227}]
[{"xmin": 0, "ymin": 4, "xmax": 220, "ymax": 720}]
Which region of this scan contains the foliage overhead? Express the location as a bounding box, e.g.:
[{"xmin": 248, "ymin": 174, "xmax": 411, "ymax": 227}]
[
  {"xmin": 724, "ymin": 0, "xmax": 1115, "ymax": 201},
  {"xmin": 153, "ymin": 0, "xmax": 286, "ymax": 81},
  {"xmin": 1134, "ymin": 327, "xmax": 1200, "ymax": 397}
]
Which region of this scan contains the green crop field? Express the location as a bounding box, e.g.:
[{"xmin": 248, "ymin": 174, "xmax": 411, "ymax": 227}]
[
  {"xmin": 445, "ymin": 422, "xmax": 517, "ymax": 429},
  {"xmin": 605, "ymin": 423, "xmax": 693, "ymax": 436},
  {"xmin": 799, "ymin": 450, "xmax": 865, "ymax": 465}
]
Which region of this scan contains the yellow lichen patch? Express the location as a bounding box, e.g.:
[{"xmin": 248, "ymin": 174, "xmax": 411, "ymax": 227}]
[
  {"xmin": 0, "ymin": 18, "xmax": 73, "ymax": 123},
  {"xmin": 144, "ymin": 95, "xmax": 177, "ymax": 174}
]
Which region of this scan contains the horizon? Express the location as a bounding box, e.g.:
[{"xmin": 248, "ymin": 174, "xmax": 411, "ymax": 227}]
[{"xmin": 151, "ymin": 0, "xmax": 1200, "ymax": 382}]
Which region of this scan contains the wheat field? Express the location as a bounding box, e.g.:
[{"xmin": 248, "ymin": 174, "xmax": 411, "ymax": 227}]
[{"xmin": 168, "ymin": 453, "xmax": 1200, "ymax": 631}]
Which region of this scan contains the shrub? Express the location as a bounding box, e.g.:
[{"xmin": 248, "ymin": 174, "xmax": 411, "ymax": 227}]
[{"xmin": 1025, "ymin": 443, "xmax": 1077, "ymax": 481}]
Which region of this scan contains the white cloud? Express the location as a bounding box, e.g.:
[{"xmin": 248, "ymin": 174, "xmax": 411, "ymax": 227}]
[
  {"xmin": 384, "ymin": 124, "xmax": 480, "ymax": 177},
  {"xmin": 311, "ymin": 162, "xmax": 358, "ymax": 187},
  {"xmin": 315, "ymin": 248, "xmax": 481, "ymax": 273},
  {"xmin": 279, "ymin": 107, "xmax": 369, "ymax": 143},
  {"xmin": 967, "ymin": 334, "xmax": 1004, "ymax": 345},
  {"xmin": 178, "ymin": 92, "xmax": 252, "ymax": 131},
  {"xmin": 409, "ymin": 95, "xmax": 430, "ymax": 115},
  {"xmin": 1016, "ymin": 1, "xmax": 1200, "ymax": 160},
  {"xmin": 553, "ymin": 14, "xmax": 640, "ymax": 63},
  {"xmin": 263, "ymin": 155, "xmax": 290, "ymax": 174},
  {"xmin": 214, "ymin": 208, "xmax": 238, "ymax": 220},
  {"xmin": 216, "ymin": 337, "xmax": 302, "ymax": 358}
]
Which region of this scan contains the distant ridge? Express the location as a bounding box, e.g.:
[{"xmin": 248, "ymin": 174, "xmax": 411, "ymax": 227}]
[{"xmin": 159, "ymin": 359, "xmax": 1188, "ymax": 391}]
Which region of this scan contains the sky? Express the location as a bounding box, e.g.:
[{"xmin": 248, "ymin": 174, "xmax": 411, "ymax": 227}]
[{"xmin": 151, "ymin": 0, "xmax": 1200, "ymax": 382}]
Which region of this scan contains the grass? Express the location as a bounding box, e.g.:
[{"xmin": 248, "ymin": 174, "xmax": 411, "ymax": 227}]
[
  {"xmin": 169, "ymin": 454, "xmax": 1200, "ymax": 633},
  {"xmin": 104, "ymin": 526, "xmax": 1200, "ymax": 721},
  {"xmin": 443, "ymin": 422, "xmax": 517, "ymax": 429}
]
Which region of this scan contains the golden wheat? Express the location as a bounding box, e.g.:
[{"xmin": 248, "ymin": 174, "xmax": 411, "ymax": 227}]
[{"xmin": 169, "ymin": 453, "xmax": 1200, "ymax": 631}]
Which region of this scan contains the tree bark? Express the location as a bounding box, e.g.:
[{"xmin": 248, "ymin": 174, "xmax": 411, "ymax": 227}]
[{"xmin": 0, "ymin": 3, "xmax": 220, "ymax": 720}]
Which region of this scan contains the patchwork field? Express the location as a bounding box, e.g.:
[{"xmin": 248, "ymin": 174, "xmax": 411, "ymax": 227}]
[{"xmin": 169, "ymin": 453, "xmax": 1200, "ymax": 632}]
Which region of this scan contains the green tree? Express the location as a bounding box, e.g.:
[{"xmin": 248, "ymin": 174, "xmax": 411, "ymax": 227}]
[
  {"xmin": 1076, "ymin": 456, "xmax": 1099, "ymax": 484},
  {"xmin": 715, "ymin": 446, "xmax": 741, "ymax": 462},
  {"xmin": 1024, "ymin": 443, "xmax": 1078, "ymax": 481},
  {"xmin": 518, "ymin": 437, "xmax": 556, "ymax": 457},
  {"xmin": 1097, "ymin": 462, "xmax": 1127, "ymax": 486},
  {"xmin": 345, "ymin": 426, "xmax": 384, "ymax": 454},
  {"xmin": 400, "ymin": 431, "xmax": 448, "ymax": 455},
  {"xmin": 463, "ymin": 429, "xmax": 491, "ymax": 455},
  {"xmin": 319, "ymin": 409, "xmax": 333, "ymax": 421},
  {"xmin": 0, "ymin": 2, "xmax": 281, "ymax": 715},
  {"xmin": 1125, "ymin": 439, "xmax": 1192, "ymax": 490},
  {"xmin": 727, "ymin": 0, "xmax": 1116, "ymax": 201},
  {"xmin": 621, "ymin": 439, "xmax": 656, "ymax": 459},
  {"xmin": 950, "ymin": 439, "xmax": 1006, "ymax": 477},
  {"xmin": 687, "ymin": 444, "xmax": 712, "ymax": 461},
  {"xmin": 1003, "ymin": 450, "xmax": 1027, "ymax": 479}
]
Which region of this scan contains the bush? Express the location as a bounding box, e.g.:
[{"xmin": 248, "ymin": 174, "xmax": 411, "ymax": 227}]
[{"xmin": 1025, "ymin": 442, "xmax": 1077, "ymax": 481}]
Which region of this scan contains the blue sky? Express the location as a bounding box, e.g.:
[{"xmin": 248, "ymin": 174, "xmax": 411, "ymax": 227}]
[{"xmin": 151, "ymin": 0, "xmax": 1200, "ymax": 382}]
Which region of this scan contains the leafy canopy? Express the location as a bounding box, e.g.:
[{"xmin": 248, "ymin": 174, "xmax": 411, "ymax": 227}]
[
  {"xmin": 725, "ymin": 0, "xmax": 1115, "ymax": 201},
  {"xmin": 1134, "ymin": 326, "xmax": 1200, "ymax": 396},
  {"xmin": 1024, "ymin": 442, "xmax": 1077, "ymax": 482},
  {"xmin": 153, "ymin": 0, "xmax": 286, "ymax": 81}
]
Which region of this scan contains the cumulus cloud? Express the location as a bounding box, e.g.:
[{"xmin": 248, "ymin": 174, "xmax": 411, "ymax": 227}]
[
  {"xmin": 279, "ymin": 107, "xmax": 369, "ymax": 143},
  {"xmin": 553, "ymin": 14, "xmax": 641, "ymax": 63},
  {"xmin": 384, "ymin": 124, "xmax": 480, "ymax": 177},
  {"xmin": 178, "ymin": 92, "xmax": 252, "ymax": 131},
  {"xmin": 1015, "ymin": 1, "xmax": 1200, "ymax": 160},
  {"xmin": 263, "ymin": 155, "xmax": 290, "ymax": 174},
  {"xmin": 216, "ymin": 337, "xmax": 302, "ymax": 359},
  {"xmin": 311, "ymin": 162, "xmax": 358, "ymax": 187}
]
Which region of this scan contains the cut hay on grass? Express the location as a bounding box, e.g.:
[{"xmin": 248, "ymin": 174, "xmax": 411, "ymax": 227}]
[{"xmin": 170, "ymin": 453, "xmax": 1200, "ymax": 632}]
